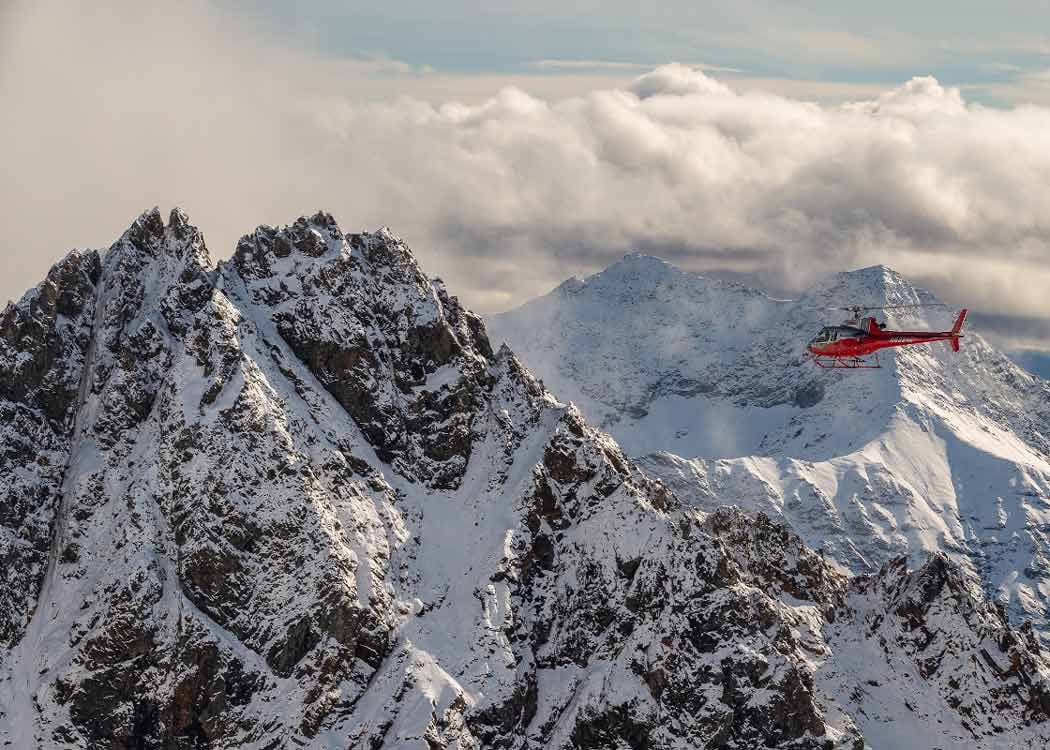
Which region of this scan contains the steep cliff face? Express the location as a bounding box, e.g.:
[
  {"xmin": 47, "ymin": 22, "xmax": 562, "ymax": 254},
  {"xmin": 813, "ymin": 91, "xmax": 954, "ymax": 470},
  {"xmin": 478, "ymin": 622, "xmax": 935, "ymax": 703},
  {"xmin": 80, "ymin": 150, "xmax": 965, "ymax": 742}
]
[
  {"xmin": 1, "ymin": 210, "xmax": 1048, "ymax": 749},
  {"xmin": 0, "ymin": 246, "xmax": 99, "ymax": 649},
  {"xmin": 228, "ymin": 215, "xmax": 494, "ymax": 489}
]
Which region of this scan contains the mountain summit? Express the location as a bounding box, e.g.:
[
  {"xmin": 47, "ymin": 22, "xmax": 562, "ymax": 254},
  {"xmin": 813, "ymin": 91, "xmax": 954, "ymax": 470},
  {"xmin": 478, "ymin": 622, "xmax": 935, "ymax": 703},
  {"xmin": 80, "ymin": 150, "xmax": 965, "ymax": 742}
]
[
  {"xmin": 490, "ymin": 258, "xmax": 1050, "ymax": 637},
  {"xmin": 1, "ymin": 211, "xmax": 1048, "ymax": 748}
]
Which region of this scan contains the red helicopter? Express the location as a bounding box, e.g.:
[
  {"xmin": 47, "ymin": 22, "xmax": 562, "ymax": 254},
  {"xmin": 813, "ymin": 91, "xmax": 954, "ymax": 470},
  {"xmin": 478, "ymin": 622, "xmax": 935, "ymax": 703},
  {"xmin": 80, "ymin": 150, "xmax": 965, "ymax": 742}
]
[{"xmin": 808, "ymin": 304, "xmax": 967, "ymax": 369}]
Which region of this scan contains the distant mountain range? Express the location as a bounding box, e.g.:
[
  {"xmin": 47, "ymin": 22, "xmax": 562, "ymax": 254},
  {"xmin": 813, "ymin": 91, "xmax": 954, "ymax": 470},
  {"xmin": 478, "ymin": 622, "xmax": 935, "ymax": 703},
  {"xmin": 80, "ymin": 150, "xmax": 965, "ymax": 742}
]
[{"xmin": 490, "ymin": 255, "xmax": 1050, "ymax": 637}]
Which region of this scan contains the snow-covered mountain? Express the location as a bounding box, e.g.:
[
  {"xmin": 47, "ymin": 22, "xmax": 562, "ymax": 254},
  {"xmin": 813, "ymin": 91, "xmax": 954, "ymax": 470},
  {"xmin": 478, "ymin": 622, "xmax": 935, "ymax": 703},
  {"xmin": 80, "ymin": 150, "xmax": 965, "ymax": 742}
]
[
  {"xmin": 1, "ymin": 211, "xmax": 1048, "ymax": 749},
  {"xmin": 489, "ymin": 255, "xmax": 1050, "ymax": 637}
]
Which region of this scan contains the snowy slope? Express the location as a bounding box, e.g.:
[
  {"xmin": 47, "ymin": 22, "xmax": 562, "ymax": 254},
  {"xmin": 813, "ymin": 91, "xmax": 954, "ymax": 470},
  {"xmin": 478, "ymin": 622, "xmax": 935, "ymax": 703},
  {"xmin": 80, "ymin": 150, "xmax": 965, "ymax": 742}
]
[
  {"xmin": 0, "ymin": 212, "xmax": 1047, "ymax": 748},
  {"xmin": 490, "ymin": 256, "xmax": 1050, "ymax": 635}
]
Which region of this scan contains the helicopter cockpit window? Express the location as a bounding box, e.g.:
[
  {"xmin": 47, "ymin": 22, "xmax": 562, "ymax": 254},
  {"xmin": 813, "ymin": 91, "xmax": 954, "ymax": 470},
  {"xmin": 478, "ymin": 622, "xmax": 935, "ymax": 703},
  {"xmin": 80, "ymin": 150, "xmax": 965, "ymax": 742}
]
[{"xmin": 812, "ymin": 327, "xmax": 834, "ymax": 343}]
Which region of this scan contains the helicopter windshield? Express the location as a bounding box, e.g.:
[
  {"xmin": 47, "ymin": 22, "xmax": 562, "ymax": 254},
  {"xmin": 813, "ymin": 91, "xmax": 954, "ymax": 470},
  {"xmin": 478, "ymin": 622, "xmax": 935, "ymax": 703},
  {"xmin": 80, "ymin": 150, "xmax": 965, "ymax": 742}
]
[
  {"xmin": 810, "ymin": 325, "xmax": 863, "ymax": 344},
  {"xmin": 810, "ymin": 327, "xmax": 835, "ymax": 343}
]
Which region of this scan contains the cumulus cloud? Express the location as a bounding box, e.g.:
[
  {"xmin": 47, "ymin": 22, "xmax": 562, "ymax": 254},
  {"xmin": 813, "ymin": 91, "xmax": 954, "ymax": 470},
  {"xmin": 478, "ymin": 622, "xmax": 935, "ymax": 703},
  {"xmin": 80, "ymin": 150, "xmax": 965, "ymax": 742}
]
[
  {"xmin": 4, "ymin": 1, "xmax": 1050, "ymax": 344},
  {"xmin": 630, "ymin": 63, "xmax": 734, "ymax": 97},
  {"xmin": 843, "ymin": 75, "xmax": 967, "ymax": 116},
  {"xmin": 297, "ymin": 64, "xmax": 1050, "ymax": 321}
]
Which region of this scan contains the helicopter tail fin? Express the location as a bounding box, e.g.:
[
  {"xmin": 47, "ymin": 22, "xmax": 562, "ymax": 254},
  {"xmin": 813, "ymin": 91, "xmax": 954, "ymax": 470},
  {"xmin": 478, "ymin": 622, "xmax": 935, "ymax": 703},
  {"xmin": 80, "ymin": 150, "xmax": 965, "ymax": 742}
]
[{"xmin": 950, "ymin": 308, "xmax": 967, "ymax": 352}]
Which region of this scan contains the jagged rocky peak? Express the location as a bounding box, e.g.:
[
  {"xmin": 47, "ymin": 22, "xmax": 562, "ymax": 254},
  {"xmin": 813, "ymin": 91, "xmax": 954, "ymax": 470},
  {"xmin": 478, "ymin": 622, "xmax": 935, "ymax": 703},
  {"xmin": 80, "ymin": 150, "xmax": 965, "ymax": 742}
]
[
  {"xmin": 223, "ymin": 212, "xmax": 495, "ymax": 488},
  {"xmin": 22, "ymin": 247, "xmax": 102, "ymax": 319},
  {"xmin": 230, "ymin": 210, "xmax": 343, "ymax": 278},
  {"xmin": 112, "ymin": 206, "xmax": 211, "ymax": 266},
  {"xmin": 227, "ymin": 212, "xmax": 491, "ymax": 360},
  {"xmin": 0, "ymin": 247, "xmax": 100, "ymax": 420}
]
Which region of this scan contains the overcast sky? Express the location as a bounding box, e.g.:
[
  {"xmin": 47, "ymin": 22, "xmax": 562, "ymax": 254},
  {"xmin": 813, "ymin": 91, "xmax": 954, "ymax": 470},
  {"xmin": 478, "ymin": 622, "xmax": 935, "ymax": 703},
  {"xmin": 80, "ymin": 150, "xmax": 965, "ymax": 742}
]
[{"xmin": 4, "ymin": 0, "xmax": 1050, "ymax": 352}]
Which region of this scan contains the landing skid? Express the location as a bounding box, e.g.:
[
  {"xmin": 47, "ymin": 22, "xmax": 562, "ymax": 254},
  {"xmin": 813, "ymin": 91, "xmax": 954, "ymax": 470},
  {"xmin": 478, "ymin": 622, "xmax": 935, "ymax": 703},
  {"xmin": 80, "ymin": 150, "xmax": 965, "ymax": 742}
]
[{"xmin": 812, "ymin": 352, "xmax": 881, "ymax": 369}]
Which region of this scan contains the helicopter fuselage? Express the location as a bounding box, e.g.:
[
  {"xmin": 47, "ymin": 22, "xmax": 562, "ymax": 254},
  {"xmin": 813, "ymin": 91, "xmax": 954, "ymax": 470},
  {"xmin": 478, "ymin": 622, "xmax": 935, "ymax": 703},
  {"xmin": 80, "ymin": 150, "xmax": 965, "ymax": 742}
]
[
  {"xmin": 808, "ymin": 328, "xmax": 956, "ymax": 358},
  {"xmin": 807, "ymin": 309, "xmax": 967, "ymax": 366}
]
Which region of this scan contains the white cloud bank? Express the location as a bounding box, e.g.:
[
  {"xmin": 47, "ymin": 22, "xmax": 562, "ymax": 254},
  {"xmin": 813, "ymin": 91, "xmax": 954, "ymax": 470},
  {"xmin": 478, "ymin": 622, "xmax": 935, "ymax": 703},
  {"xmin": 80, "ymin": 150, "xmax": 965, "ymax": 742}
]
[
  {"xmin": 4, "ymin": 2, "xmax": 1050, "ymax": 344},
  {"xmin": 299, "ymin": 63, "xmax": 1050, "ymax": 323}
]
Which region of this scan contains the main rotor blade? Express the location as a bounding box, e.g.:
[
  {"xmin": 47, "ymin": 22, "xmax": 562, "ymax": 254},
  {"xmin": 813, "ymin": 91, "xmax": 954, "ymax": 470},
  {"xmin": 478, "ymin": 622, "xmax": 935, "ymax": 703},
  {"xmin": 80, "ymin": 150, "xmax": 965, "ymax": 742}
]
[{"xmin": 871, "ymin": 303, "xmax": 948, "ymax": 310}]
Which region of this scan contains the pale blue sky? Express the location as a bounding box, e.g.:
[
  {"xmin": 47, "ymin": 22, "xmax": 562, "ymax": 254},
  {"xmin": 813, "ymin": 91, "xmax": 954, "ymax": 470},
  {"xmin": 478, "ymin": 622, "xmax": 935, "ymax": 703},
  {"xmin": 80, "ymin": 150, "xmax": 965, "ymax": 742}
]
[{"xmin": 229, "ymin": 1, "xmax": 1050, "ymax": 104}]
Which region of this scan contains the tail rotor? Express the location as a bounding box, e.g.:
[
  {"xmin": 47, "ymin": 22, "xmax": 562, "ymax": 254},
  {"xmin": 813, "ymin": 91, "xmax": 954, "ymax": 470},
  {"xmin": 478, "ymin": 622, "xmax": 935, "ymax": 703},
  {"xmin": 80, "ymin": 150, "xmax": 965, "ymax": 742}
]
[{"xmin": 950, "ymin": 308, "xmax": 967, "ymax": 352}]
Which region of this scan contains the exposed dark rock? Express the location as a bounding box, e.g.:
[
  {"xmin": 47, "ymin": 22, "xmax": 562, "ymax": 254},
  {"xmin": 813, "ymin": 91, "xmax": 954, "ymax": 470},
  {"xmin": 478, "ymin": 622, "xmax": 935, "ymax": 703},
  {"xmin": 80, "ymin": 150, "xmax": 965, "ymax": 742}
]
[{"xmin": 794, "ymin": 380, "xmax": 825, "ymax": 408}]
